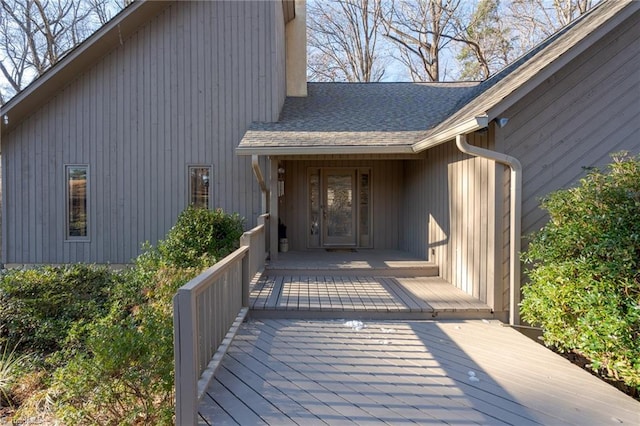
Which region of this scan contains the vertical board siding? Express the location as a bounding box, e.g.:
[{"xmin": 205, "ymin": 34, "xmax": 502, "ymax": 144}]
[
  {"xmin": 497, "ymin": 11, "xmax": 640, "ymax": 312},
  {"xmin": 401, "ymin": 136, "xmax": 497, "ymax": 308},
  {"xmin": 281, "ymin": 160, "xmax": 403, "ymax": 251},
  {"xmin": 1, "ymin": 1, "xmax": 286, "ymax": 264},
  {"xmin": 497, "ymin": 14, "xmax": 640, "ymax": 312},
  {"xmin": 503, "ymin": 11, "xmax": 639, "ymax": 238}
]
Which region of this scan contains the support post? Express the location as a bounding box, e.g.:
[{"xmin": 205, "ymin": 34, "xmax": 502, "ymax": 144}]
[{"xmin": 269, "ymin": 157, "xmax": 279, "ymax": 261}]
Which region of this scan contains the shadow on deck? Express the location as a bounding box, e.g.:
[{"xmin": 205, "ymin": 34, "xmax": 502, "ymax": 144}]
[
  {"xmin": 198, "ymin": 319, "xmax": 640, "ymax": 425},
  {"xmin": 250, "ymin": 250, "xmax": 494, "ymax": 320},
  {"xmin": 199, "ymin": 254, "xmax": 640, "ymax": 425}
]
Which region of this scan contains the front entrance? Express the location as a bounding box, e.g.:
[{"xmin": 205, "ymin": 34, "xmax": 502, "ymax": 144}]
[{"xmin": 308, "ymin": 168, "xmax": 371, "ymax": 248}]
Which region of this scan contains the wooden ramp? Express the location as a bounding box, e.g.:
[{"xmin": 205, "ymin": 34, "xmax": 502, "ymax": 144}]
[{"xmin": 198, "ymin": 319, "xmax": 640, "ymax": 425}]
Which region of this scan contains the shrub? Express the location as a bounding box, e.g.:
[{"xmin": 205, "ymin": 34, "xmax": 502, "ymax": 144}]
[
  {"xmin": 51, "ymin": 207, "xmax": 244, "ymax": 424},
  {"xmin": 521, "ymin": 152, "xmax": 640, "ymax": 392},
  {"xmin": 53, "ymin": 264, "xmax": 200, "ymax": 425},
  {"xmin": 157, "ymin": 206, "xmax": 244, "ymax": 268},
  {"xmin": 0, "ymin": 265, "xmax": 114, "ymax": 354}
]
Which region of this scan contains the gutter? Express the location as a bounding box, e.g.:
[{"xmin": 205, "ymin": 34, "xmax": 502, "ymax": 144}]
[
  {"xmin": 251, "ymin": 155, "xmax": 268, "ymax": 214},
  {"xmin": 237, "ymin": 144, "xmax": 415, "ymax": 156},
  {"xmin": 455, "ymin": 133, "xmax": 522, "ymax": 326},
  {"xmin": 412, "ymin": 116, "xmax": 488, "ymax": 152}
]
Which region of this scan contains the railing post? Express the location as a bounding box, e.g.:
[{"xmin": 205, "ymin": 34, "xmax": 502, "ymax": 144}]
[
  {"xmin": 173, "ymin": 290, "xmax": 198, "ymax": 426},
  {"xmin": 240, "ymin": 231, "xmax": 251, "ymax": 309},
  {"xmin": 241, "ymin": 252, "xmax": 250, "ymax": 307}
]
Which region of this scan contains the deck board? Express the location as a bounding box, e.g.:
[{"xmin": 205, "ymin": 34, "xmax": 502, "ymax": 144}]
[
  {"xmin": 250, "ymin": 275, "xmax": 491, "ymax": 319},
  {"xmin": 199, "ymin": 319, "xmax": 640, "ymax": 425}
]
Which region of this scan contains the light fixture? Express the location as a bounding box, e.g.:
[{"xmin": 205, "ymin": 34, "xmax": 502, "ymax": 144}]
[
  {"xmin": 277, "ymin": 167, "xmax": 285, "ymax": 197},
  {"xmin": 3, "ymin": 114, "xmax": 8, "ymax": 125},
  {"xmin": 495, "ymin": 117, "xmax": 509, "ymax": 128}
]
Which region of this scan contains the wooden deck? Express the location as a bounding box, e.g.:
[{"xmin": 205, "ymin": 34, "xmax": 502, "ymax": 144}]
[
  {"xmin": 251, "ymin": 250, "xmax": 493, "ymax": 320},
  {"xmin": 198, "ymin": 319, "xmax": 640, "ymax": 425},
  {"xmin": 250, "ymin": 275, "xmax": 493, "ymax": 320},
  {"xmin": 196, "ymin": 251, "xmax": 640, "ymax": 424},
  {"xmin": 264, "ymin": 250, "xmax": 440, "ymax": 277}
]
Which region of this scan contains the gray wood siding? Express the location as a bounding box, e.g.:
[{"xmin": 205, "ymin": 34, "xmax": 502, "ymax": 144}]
[
  {"xmin": 496, "ymin": 10, "xmax": 640, "ymax": 311},
  {"xmin": 1, "ymin": 1, "xmax": 286, "ymax": 264},
  {"xmin": 500, "ymin": 10, "xmax": 640, "ymax": 239},
  {"xmin": 280, "ymin": 159, "xmax": 403, "ymax": 251},
  {"xmin": 401, "ymin": 134, "xmax": 499, "ymax": 309}
]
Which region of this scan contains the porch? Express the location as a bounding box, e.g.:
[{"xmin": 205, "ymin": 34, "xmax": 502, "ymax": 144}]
[{"xmin": 173, "ymin": 225, "xmax": 640, "ymax": 425}]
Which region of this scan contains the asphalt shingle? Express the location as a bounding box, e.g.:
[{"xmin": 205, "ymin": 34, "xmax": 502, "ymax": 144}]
[{"xmin": 239, "ymin": 82, "xmax": 478, "ymax": 150}]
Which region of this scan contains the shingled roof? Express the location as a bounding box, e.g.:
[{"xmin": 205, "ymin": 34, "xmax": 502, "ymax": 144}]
[
  {"xmin": 238, "ymin": 0, "xmax": 638, "ymax": 156},
  {"xmin": 237, "ymin": 82, "xmax": 478, "ymax": 154}
]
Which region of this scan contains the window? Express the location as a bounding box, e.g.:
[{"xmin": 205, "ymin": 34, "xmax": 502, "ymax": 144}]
[
  {"xmin": 189, "ymin": 166, "xmax": 211, "ymax": 208},
  {"xmin": 66, "ymin": 165, "xmax": 88, "ymax": 239}
]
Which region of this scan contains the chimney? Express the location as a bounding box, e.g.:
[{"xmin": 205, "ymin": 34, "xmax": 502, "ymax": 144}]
[{"xmin": 285, "ymin": 0, "xmax": 307, "ymax": 97}]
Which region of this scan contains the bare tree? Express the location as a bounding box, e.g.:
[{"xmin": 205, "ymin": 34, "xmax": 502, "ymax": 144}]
[
  {"xmin": 308, "ymin": 0, "xmax": 387, "ymax": 82},
  {"xmin": 0, "ymin": 0, "xmax": 126, "ymax": 104},
  {"xmin": 383, "ymin": 0, "xmax": 475, "ymax": 82},
  {"xmin": 455, "ymin": 0, "xmax": 512, "ymax": 80},
  {"xmin": 506, "ymin": 0, "xmax": 598, "ymax": 55},
  {"xmin": 383, "ymin": 0, "xmax": 599, "ymax": 82}
]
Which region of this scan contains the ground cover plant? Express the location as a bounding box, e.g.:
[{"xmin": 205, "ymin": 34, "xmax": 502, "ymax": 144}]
[
  {"xmin": 521, "ymin": 152, "xmax": 640, "ymax": 395},
  {"xmin": 0, "ymin": 206, "xmax": 244, "ymax": 424}
]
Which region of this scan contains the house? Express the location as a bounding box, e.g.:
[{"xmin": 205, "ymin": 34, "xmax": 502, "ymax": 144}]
[{"xmin": 1, "ymin": 0, "xmax": 639, "ymax": 323}]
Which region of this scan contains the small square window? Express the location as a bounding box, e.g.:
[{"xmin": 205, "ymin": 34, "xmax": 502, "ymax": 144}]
[
  {"xmin": 189, "ymin": 166, "xmax": 211, "ymax": 208},
  {"xmin": 66, "ymin": 165, "xmax": 88, "ymax": 239}
]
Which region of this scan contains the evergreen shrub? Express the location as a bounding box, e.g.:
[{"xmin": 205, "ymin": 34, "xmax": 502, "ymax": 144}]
[
  {"xmin": 0, "ymin": 265, "xmax": 113, "ymax": 353},
  {"xmin": 52, "ymin": 207, "xmax": 243, "ymax": 424},
  {"xmin": 521, "ymin": 152, "xmax": 640, "ymax": 392}
]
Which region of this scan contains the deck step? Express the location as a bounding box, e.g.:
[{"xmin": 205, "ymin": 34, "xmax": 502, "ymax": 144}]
[
  {"xmin": 249, "ymin": 275, "xmax": 495, "ymax": 322},
  {"xmin": 249, "ymin": 309, "xmax": 496, "ymax": 321},
  {"xmin": 263, "ymin": 264, "xmax": 439, "ymax": 277}
]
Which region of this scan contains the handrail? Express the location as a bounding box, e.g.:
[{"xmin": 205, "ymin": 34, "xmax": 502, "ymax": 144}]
[{"xmin": 173, "ymin": 217, "xmax": 268, "ymax": 425}]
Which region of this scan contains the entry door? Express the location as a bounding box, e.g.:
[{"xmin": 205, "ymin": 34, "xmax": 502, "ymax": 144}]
[{"xmin": 323, "ymin": 169, "xmax": 357, "ymax": 246}]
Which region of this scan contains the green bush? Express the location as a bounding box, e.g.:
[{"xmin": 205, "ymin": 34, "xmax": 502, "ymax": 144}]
[
  {"xmin": 521, "ymin": 152, "xmax": 640, "ymax": 391},
  {"xmin": 53, "ymin": 266, "xmax": 194, "ymax": 425},
  {"xmin": 157, "ymin": 206, "xmax": 244, "ymax": 268},
  {"xmin": 0, "ymin": 265, "xmax": 114, "ymax": 354},
  {"xmin": 50, "ymin": 207, "xmax": 244, "ymax": 424},
  {"xmin": 1, "ymin": 207, "xmax": 245, "ymax": 423}
]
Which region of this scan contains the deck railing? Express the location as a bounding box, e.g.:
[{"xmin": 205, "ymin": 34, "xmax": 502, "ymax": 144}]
[{"xmin": 173, "ymin": 214, "xmax": 268, "ymax": 425}]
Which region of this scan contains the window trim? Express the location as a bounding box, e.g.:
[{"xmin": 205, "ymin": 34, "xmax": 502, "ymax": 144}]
[
  {"xmin": 65, "ymin": 164, "xmax": 90, "ymax": 242},
  {"xmin": 188, "ymin": 164, "xmax": 212, "ymax": 209}
]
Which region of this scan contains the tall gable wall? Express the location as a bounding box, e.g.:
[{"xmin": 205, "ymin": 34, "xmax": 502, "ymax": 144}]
[{"xmin": 1, "ymin": 1, "xmax": 286, "ymax": 264}]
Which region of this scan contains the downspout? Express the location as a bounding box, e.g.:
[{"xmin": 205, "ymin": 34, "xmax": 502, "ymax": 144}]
[
  {"xmin": 251, "ymin": 155, "xmax": 268, "ymax": 214},
  {"xmin": 455, "ymin": 133, "xmax": 522, "ymax": 326}
]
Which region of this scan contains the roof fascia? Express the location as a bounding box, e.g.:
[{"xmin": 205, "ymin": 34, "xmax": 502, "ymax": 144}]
[
  {"xmin": 487, "ymin": 1, "xmax": 639, "ymax": 119},
  {"xmin": 412, "ymin": 116, "xmax": 489, "ymax": 152},
  {"xmin": 1, "ymin": 1, "xmax": 172, "ymax": 135},
  {"xmin": 236, "ymin": 144, "xmax": 415, "ymax": 156}
]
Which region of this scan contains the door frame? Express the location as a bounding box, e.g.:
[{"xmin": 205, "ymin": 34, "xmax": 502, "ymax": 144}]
[{"xmin": 307, "ymin": 167, "xmax": 372, "ymax": 249}]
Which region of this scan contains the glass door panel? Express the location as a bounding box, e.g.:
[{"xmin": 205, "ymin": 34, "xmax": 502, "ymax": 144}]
[
  {"xmin": 308, "ymin": 169, "xmax": 321, "ymax": 247},
  {"xmin": 323, "ymin": 170, "xmax": 356, "ymax": 246},
  {"xmin": 359, "ymin": 170, "xmax": 371, "ymax": 247}
]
